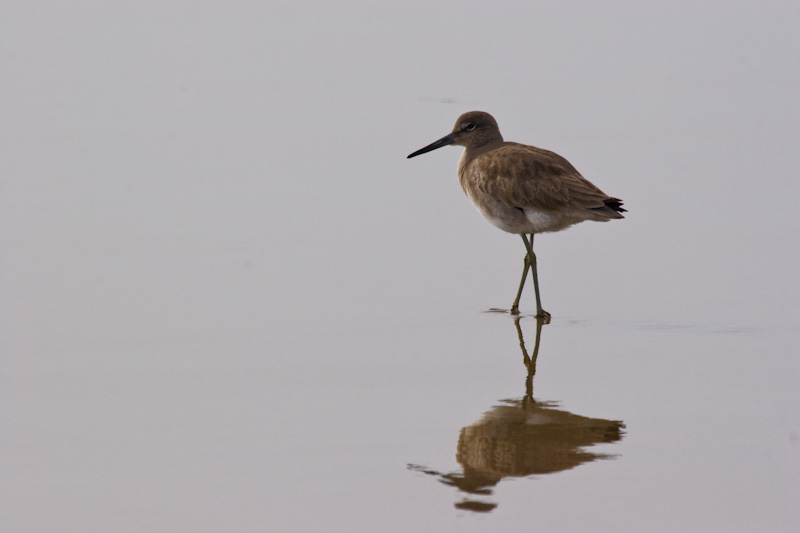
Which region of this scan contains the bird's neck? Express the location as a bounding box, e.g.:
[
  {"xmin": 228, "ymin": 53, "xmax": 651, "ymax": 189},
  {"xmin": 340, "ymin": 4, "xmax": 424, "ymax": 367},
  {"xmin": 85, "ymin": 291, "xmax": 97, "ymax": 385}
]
[{"xmin": 460, "ymin": 141, "xmax": 504, "ymax": 173}]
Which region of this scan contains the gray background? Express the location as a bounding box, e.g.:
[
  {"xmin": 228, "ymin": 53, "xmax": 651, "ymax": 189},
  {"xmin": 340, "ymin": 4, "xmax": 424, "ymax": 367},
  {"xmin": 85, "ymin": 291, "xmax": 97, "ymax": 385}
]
[{"xmin": 2, "ymin": 1, "xmax": 798, "ymax": 531}]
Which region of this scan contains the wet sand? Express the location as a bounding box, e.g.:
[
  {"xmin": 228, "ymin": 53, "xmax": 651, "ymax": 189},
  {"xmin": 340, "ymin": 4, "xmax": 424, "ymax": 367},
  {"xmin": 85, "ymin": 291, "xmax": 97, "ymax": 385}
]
[{"xmin": 2, "ymin": 2, "xmax": 798, "ymax": 531}]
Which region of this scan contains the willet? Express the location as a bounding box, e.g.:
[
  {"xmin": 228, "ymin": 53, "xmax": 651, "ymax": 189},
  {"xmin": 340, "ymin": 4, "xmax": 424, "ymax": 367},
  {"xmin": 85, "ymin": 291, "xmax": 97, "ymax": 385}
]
[{"xmin": 407, "ymin": 111, "xmax": 625, "ymax": 318}]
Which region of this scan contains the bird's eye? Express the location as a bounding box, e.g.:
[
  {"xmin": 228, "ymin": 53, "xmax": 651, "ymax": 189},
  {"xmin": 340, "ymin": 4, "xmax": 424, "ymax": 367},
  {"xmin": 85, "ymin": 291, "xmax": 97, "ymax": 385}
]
[{"xmin": 465, "ymin": 123, "xmax": 476, "ymax": 131}]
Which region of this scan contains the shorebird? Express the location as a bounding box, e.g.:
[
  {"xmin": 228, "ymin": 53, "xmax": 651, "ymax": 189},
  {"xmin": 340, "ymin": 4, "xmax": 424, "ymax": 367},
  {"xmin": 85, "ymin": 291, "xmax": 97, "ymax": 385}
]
[{"xmin": 407, "ymin": 111, "xmax": 625, "ymax": 318}]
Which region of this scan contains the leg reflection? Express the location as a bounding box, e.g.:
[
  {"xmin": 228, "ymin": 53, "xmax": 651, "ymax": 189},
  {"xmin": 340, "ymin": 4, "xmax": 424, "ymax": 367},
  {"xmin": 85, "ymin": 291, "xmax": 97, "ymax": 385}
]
[
  {"xmin": 515, "ymin": 315, "xmax": 547, "ymax": 406},
  {"xmin": 408, "ymin": 317, "xmax": 624, "ymax": 513}
]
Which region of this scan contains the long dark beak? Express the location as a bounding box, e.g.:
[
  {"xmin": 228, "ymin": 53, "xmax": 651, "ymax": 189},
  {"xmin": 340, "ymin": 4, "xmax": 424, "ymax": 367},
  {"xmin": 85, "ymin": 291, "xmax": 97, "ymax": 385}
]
[{"xmin": 407, "ymin": 133, "xmax": 457, "ymax": 158}]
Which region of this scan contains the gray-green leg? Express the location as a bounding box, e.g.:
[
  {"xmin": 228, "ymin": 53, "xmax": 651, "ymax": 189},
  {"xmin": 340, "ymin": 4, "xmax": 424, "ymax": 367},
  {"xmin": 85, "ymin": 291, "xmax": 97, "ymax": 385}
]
[
  {"xmin": 521, "ymin": 234, "xmax": 550, "ymax": 318},
  {"xmin": 510, "ymin": 254, "xmax": 530, "ymax": 315}
]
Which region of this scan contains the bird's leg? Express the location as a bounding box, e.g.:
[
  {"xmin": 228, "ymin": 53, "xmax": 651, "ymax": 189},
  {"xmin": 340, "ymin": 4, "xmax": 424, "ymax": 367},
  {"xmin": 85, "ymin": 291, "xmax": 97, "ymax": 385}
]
[
  {"xmin": 510, "ymin": 253, "xmax": 530, "ymax": 315},
  {"xmin": 522, "ymin": 234, "xmax": 550, "ymax": 318}
]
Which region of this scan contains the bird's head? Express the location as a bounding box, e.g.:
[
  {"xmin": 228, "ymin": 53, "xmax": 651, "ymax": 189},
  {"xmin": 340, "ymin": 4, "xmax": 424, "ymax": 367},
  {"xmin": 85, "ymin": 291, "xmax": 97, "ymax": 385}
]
[{"xmin": 407, "ymin": 111, "xmax": 503, "ymax": 158}]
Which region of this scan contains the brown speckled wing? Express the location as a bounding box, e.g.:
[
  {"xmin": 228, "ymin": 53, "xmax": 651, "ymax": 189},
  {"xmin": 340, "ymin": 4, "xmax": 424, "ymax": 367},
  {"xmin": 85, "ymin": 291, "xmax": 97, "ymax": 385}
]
[{"xmin": 469, "ymin": 144, "xmax": 623, "ymax": 217}]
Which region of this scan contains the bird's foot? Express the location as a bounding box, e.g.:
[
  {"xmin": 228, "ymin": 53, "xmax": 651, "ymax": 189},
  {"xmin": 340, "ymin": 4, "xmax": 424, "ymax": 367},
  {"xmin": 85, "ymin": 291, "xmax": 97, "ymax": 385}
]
[{"xmin": 535, "ymin": 309, "xmax": 551, "ymax": 319}]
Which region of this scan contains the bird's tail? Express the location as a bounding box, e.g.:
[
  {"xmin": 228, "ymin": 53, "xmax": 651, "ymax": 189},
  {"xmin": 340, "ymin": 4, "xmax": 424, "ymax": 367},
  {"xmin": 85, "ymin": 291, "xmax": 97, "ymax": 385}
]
[{"xmin": 600, "ymin": 197, "xmax": 626, "ymax": 218}]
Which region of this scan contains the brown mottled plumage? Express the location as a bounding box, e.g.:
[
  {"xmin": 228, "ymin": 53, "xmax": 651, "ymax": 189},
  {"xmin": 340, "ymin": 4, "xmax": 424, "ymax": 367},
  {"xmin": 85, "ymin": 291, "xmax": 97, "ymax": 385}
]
[{"xmin": 407, "ymin": 111, "xmax": 625, "ymax": 317}]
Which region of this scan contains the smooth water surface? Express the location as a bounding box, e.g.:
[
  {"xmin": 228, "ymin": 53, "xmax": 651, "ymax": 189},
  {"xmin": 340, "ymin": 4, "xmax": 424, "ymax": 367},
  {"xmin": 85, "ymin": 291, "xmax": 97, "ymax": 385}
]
[{"xmin": 2, "ymin": 2, "xmax": 798, "ymax": 531}]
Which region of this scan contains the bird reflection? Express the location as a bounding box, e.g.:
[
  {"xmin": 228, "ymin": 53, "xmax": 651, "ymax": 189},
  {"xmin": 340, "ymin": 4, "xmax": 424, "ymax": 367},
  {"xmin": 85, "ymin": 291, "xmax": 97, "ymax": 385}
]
[{"xmin": 409, "ymin": 317, "xmax": 625, "ymax": 512}]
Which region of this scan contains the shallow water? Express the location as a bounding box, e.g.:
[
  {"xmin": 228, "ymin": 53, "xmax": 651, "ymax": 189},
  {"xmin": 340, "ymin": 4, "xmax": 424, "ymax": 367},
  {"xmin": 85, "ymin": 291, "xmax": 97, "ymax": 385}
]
[{"xmin": 2, "ymin": 2, "xmax": 799, "ymax": 532}]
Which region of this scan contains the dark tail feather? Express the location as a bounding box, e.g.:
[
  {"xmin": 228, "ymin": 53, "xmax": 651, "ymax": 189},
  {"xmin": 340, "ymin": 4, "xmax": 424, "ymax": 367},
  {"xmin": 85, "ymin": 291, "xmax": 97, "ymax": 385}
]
[
  {"xmin": 589, "ymin": 197, "xmax": 626, "ymax": 219},
  {"xmin": 604, "ymin": 197, "xmax": 626, "ymax": 216}
]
